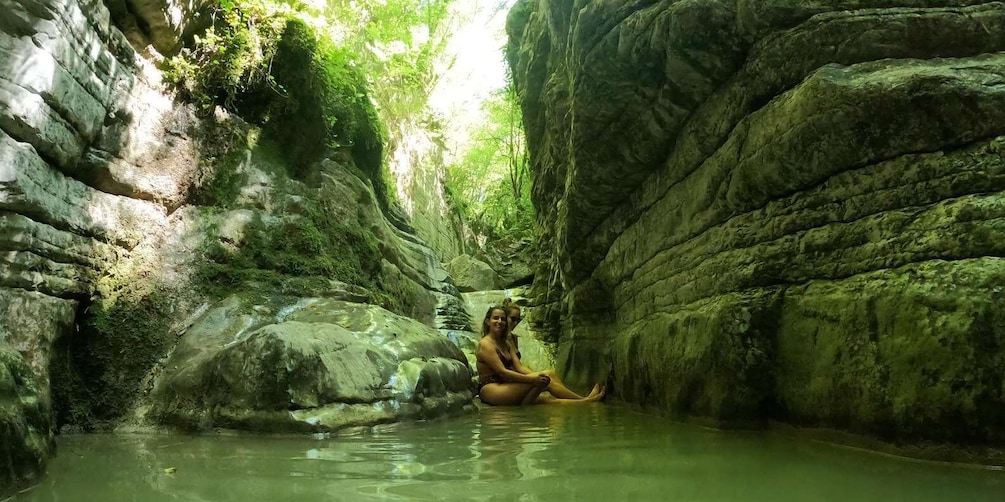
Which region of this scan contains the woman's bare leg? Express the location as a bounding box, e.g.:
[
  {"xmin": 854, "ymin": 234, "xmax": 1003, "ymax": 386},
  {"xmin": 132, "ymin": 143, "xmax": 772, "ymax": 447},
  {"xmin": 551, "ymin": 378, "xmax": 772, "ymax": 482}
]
[
  {"xmin": 479, "ymin": 382, "xmax": 547, "ymax": 406},
  {"xmin": 532, "ymin": 369, "xmax": 597, "ymax": 400},
  {"xmin": 534, "ymin": 386, "xmax": 606, "ymax": 404},
  {"xmin": 521, "ymin": 385, "xmax": 547, "ymax": 405}
]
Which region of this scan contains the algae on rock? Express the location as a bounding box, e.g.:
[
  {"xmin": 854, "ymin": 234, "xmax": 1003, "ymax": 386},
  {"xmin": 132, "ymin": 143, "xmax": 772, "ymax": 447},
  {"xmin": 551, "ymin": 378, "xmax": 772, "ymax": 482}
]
[{"xmin": 508, "ymin": 0, "xmax": 1005, "ymax": 457}]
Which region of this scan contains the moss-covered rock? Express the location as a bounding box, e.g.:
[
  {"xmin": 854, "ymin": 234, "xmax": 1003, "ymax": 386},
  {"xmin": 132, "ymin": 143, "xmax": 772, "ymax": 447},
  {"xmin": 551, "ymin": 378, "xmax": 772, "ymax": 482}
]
[
  {"xmin": 189, "ymin": 142, "xmax": 438, "ymax": 320},
  {"xmin": 510, "ymin": 0, "xmax": 1005, "ymax": 455},
  {"xmin": 0, "ymin": 0, "xmax": 465, "ymax": 493},
  {"xmin": 50, "ymin": 288, "xmax": 177, "ymax": 430},
  {"xmin": 445, "ymin": 254, "xmax": 500, "ymax": 292},
  {"xmin": 197, "ymin": 191, "xmax": 383, "ymax": 295},
  {"xmin": 776, "ymin": 258, "xmax": 1005, "ymax": 444},
  {"xmin": 268, "ymin": 18, "xmax": 385, "ymax": 183},
  {"xmin": 164, "ymin": 3, "xmax": 387, "ymax": 202},
  {"xmin": 0, "ymin": 346, "xmax": 52, "ymax": 495}
]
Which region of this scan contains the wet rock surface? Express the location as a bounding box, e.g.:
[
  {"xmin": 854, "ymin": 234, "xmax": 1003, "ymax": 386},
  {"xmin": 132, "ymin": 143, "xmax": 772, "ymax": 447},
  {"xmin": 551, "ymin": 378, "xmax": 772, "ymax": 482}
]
[
  {"xmin": 509, "ymin": 0, "xmax": 1005, "ymax": 452},
  {"xmin": 445, "ymin": 254, "xmax": 500, "ymax": 292},
  {"xmin": 0, "ymin": 0, "xmax": 474, "ymax": 494},
  {"xmin": 148, "ymin": 297, "xmax": 473, "ymax": 432}
]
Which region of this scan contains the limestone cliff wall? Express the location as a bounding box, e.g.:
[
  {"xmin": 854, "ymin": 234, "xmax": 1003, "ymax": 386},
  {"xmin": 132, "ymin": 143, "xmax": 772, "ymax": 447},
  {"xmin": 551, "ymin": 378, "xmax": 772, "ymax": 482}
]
[
  {"xmin": 0, "ymin": 0, "xmax": 466, "ymax": 494},
  {"xmin": 1, "ymin": 0, "xmax": 186, "ymax": 491},
  {"xmin": 509, "ymin": 0, "xmax": 1005, "ymax": 452},
  {"xmin": 388, "ymin": 118, "xmax": 469, "ymax": 263}
]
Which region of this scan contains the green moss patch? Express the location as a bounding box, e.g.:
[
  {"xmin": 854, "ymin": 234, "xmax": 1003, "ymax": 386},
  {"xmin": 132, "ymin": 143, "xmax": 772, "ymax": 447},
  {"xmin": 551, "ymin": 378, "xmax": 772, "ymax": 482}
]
[
  {"xmin": 0, "ymin": 347, "xmax": 51, "ymax": 495},
  {"xmin": 196, "ymin": 181, "xmax": 382, "ymax": 300},
  {"xmin": 49, "ymin": 290, "xmax": 175, "ymax": 430},
  {"xmin": 188, "ymin": 120, "xmax": 259, "ymax": 208},
  {"xmin": 373, "ymin": 262, "xmax": 436, "ymax": 325},
  {"xmin": 268, "ymin": 18, "xmax": 385, "ymax": 182},
  {"xmin": 165, "ymin": 2, "xmax": 386, "ymax": 200},
  {"xmin": 775, "ymin": 259, "xmax": 1005, "ymax": 445}
]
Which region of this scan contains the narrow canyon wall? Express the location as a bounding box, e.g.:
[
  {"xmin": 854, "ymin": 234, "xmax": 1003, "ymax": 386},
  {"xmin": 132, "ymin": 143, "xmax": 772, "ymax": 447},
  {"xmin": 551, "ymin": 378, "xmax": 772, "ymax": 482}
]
[
  {"xmin": 1, "ymin": 0, "xmax": 189, "ymax": 492},
  {"xmin": 0, "ymin": 0, "xmax": 472, "ymax": 494},
  {"xmin": 387, "ymin": 118, "xmax": 469, "ymax": 264},
  {"xmin": 509, "ymin": 0, "xmax": 1005, "ymax": 451}
]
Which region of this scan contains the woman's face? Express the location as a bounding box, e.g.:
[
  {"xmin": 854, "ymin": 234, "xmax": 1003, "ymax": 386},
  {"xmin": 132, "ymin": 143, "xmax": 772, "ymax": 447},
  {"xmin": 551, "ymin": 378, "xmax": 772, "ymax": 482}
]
[
  {"xmin": 485, "ymin": 309, "xmax": 508, "ymax": 335},
  {"xmin": 507, "ymin": 307, "xmax": 522, "ymax": 331}
]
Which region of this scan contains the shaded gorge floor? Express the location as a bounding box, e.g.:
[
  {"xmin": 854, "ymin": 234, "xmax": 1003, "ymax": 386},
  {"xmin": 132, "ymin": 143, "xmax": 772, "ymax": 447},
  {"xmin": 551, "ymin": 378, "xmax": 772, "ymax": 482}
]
[{"xmin": 15, "ymin": 405, "xmax": 1004, "ymax": 501}]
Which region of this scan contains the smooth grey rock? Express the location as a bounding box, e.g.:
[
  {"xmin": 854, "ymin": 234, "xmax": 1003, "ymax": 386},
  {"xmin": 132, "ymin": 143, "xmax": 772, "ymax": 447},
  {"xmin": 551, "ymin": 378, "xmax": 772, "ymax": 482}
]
[
  {"xmin": 0, "ymin": 129, "xmax": 166, "ymax": 248},
  {"xmin": 0, "ymin": 288, "xmax": 76, "ymax": 384},
  {"xmin": 79, "ymin": 72, "xmax": 202, "ymax": 207},
  {"xmin": 0, "ymin": 345, "xmax": 51, "ymax": 496},
  {"xmin": 149, "ymin": 298, "xmax": 473, "ymax": 432},
  {"xmin": 387, "ymin": 123, "xmax": 468, "ymax": 264},
  {"xmin": 474, "ymin": 236, "xmax": 534, "ymax": 288},
  {"xmin": 446, "ymin": 254, "xmax": 499, "ymax": 292},
  {"xmin": 0, "ymin": 32, "xmax": 105, "ymax": 142},
  {"xmin": 0, "ymin": 78, "xmax": 84, "ymax": 169},
  {"xmin": 0, "ymin": 288, "xmax": 75, "ymax": 495}
]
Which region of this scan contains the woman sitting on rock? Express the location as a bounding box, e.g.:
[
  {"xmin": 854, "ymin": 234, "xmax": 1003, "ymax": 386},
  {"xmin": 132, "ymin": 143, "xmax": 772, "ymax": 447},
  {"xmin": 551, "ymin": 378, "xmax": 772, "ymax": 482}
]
[{"xmin": 476, "ymin": 305, "xmax": 604, "ymax": 405}]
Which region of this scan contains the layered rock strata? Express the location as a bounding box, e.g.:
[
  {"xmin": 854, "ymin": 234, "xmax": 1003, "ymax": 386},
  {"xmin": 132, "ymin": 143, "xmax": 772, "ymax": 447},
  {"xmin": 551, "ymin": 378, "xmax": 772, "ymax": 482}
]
[
  {"xmin": 0, "ymin": 0, "xmax": 473, "ymax": 494},
  {"xmin": 1, "ymin": 0, "xmax": 181, "ymax": 492},
  {"xmin": 509, "ymin": 0, "xmax": 1005, "ymax": 453}
]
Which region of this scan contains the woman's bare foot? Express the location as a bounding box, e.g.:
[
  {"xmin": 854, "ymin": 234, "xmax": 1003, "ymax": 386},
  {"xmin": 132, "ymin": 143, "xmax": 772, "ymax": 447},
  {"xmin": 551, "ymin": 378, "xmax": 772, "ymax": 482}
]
[{"xmin": 585, "ymin": 386, "xmax": 606, "ymax": 402}]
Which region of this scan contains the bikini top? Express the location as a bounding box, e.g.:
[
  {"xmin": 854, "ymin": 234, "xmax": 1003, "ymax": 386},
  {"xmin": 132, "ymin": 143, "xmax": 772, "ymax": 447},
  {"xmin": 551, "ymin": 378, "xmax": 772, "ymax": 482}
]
[
  {"xmin": 476, "ymin": 340, "xmax": 516, "ymax": 384},
  {"xmin": 496, "ymin": 346, "xmax": 516, "ymax": 371}
]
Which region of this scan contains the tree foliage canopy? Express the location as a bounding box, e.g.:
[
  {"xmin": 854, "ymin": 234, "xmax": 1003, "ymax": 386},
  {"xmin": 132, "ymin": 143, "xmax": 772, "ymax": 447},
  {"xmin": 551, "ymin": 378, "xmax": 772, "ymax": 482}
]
[
  {"xmin": 447, "ymin": 81, "xmax": 534, "ymax": 240},
  {"xmin": 164, "ymin": 0, "xmax": 534, "ymax": 240}
]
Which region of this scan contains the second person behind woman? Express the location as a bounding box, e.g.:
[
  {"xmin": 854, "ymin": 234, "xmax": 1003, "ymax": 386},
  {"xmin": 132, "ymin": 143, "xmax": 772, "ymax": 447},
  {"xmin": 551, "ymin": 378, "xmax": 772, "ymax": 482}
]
[{"xmin": 476, "ymin": 305, "xmax": 604, "ymax": 406}]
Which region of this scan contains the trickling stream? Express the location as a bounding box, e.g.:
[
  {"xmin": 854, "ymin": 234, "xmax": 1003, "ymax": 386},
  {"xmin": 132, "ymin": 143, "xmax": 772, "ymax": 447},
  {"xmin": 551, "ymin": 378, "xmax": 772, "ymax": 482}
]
[{"xmin": 15, "ymin": 405, "xmax": 1004, "ymax": 501}]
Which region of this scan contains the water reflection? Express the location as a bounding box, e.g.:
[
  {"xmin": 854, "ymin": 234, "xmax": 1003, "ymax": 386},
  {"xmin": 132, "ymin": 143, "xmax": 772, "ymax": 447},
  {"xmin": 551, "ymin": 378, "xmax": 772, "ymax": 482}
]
[
  {"xmin": 16, "ymin": 405, "xmax": 1005, "ymax": 501},
  {"xmin": 471, "ymin": 407, "xmax": 559, "ymax": 483}
]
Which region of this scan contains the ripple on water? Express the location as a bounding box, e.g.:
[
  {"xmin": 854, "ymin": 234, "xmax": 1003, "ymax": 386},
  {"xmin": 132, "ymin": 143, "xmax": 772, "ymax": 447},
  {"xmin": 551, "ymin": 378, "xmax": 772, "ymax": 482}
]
[{"xmin": 14, "ymin": 405, "xmax": 1005, "ymax": 501}]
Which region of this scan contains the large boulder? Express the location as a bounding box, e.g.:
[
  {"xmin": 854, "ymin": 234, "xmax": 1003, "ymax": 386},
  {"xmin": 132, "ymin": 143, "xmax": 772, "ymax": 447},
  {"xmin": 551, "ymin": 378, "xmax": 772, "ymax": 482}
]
[
  {"xmin": 148, "ymin": 297, "xmax": 473, "ymax": 432},
  {"xmin": 446, "ymin": 254, "xmax": 500, "ymax": 292},
  {"xmin": 474, "ymin": 236, "xmax": 535, "ymax": 288}
]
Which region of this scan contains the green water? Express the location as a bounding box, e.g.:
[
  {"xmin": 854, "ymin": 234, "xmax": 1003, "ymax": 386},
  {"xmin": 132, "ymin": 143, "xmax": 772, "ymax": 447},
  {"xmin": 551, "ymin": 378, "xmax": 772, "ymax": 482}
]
[{"xmin": 14, "ymin": 405, "xmax": 1004, "ymax": 501}]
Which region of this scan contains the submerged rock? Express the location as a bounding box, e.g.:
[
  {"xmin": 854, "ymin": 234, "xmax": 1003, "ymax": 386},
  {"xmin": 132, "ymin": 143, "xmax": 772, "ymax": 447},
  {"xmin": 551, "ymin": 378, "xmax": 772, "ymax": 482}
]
[{"xmin": 148, "ymin": 297, "xmax": 473, "ymax": 432}]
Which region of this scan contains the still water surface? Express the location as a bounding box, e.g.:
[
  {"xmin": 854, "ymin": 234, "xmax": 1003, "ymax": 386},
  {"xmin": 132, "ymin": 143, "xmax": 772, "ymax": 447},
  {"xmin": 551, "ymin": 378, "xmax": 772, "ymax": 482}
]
[{"xmin": 15, "ymin": 405, "xmax": 1004, "ymax": 501}]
